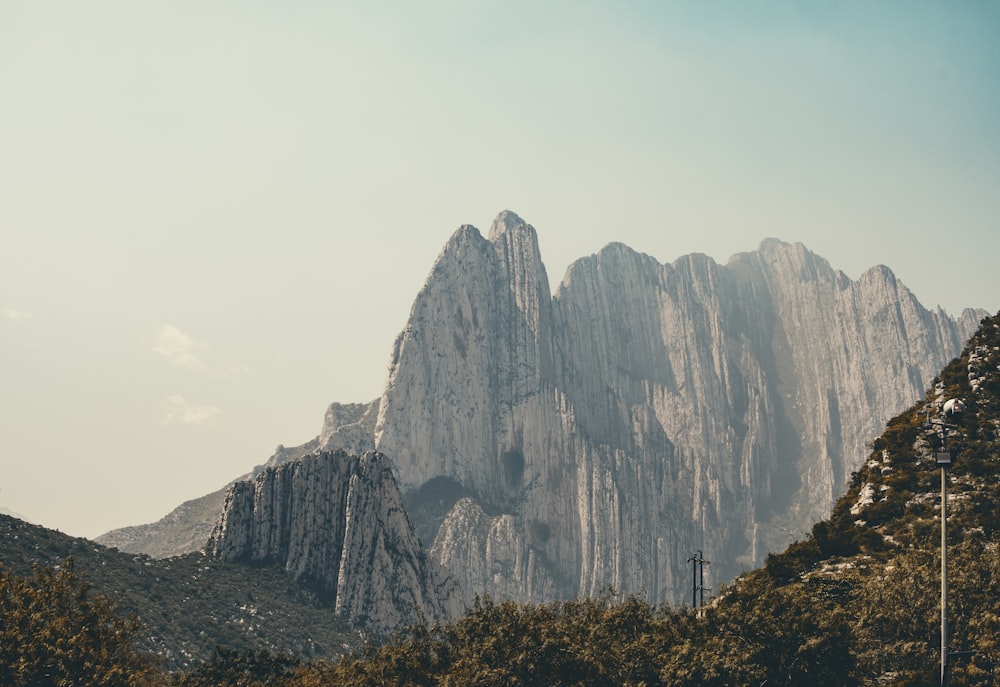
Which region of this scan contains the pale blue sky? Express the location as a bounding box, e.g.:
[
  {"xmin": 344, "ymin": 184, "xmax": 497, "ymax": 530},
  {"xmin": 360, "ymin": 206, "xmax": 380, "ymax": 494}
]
[{"xmin": 3, "ymin": 2, "xmax": 998, "ymax": 538}]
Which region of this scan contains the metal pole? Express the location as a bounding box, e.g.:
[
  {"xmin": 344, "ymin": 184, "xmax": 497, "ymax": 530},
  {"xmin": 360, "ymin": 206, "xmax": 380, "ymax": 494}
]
[
  {"xmin": 941, "ymin": 464, "xmax": 948, "ymax": 687},
  {"xmin": 930, "ymin": 400, "xmax": 963, "ymax": 687},
  {"xmin": 691, "ymin": 551, "xmax": 699, "ymax": 608}
]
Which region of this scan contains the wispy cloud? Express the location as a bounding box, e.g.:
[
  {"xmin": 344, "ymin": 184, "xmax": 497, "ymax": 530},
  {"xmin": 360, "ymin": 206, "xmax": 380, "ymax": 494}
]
[
  {"xmin": 153, "ymin": 324, "xmax": 207, "ymax": 369},
  {"xmin": 160, "ymin": 395, "xmax": 221, "ymax": 426},
  {"xmin": 3, "ymin": 307, "xmax": 29, "ymax": 321}
]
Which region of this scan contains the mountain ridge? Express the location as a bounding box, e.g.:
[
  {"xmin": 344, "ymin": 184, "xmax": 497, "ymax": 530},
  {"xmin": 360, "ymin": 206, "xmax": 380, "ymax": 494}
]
[
  {"xmin": 375, "ymin": 213, "xmax": 984, "ymax": 607},
  {"xmin": 99, "ymin": 212, "xmax": 985, "ymax": 616}
]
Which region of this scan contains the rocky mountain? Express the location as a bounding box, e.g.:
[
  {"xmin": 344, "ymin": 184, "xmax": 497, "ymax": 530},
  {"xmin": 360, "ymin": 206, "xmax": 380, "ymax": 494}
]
[
  {"xmin": 375, "ymin": 211, "xmax": 984, "ymax": 607},
  {"xmin": 207, "ymin": 449, "xmax": 462, "ymax": 634},
  {"xmin": 100, "ymin": 211, "xmax": 984, "ymax": 616}
]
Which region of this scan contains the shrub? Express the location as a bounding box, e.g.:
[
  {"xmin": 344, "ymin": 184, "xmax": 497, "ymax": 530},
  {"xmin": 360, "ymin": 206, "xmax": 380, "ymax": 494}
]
[{"xmin": 0, "ymin": 559, "xmax": 160, "ymax": 687}]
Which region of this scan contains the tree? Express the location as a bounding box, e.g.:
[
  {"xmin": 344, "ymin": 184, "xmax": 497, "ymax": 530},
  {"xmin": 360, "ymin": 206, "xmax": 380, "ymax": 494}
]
[
  {"xmin": 0, "ymin": 559, "xmax": 159, "ymax": 687},
  {"xmin": 172, "ymin": 647, "xmax": 301, "ymax": 687}
]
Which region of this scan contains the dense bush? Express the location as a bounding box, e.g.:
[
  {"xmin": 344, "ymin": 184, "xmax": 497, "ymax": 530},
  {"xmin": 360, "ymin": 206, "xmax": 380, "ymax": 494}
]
[
  {"xmin": 0, "ymin": 559, "xmax": 159, "ymax": 687},
  {"xmin": 171, "ymin": 647, "xmax": 301, "ymax": 687}
]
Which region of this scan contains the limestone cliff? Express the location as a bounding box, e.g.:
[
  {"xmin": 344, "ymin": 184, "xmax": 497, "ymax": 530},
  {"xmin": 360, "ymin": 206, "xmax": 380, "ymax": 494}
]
[
  {"xmin": 207, "ymin": 449, "xmax": 460, "ymax": 633},
  {"xmin": 375, "ymin": 211, "xmax": 984, "ymax": 607}
]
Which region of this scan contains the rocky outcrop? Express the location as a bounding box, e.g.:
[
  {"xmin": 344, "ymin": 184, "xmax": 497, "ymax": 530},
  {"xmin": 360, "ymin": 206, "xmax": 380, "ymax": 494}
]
[
  {"xmin": 207, "ymin": 449, "xmax": 461, "ymax": 633},
  {"xmin": 97, "ymin": 401, "xmax": 378, "ymax": 556},
  {"xmin": 316, "ymin": 401, "xmax": 379, "ymax": 458},
  {"xmin": 375, "ymin": 211, "xmax": 985, "ymax": 608}
]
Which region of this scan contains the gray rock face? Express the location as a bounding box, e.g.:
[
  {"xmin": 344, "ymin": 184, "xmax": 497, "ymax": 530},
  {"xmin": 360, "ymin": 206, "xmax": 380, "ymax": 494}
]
[
  {"xmin": 317, "ymin": 401, "xmax": 379, "ymax": 457},
  {"xmin": 375, "ymin": 211, "xmax": 984, "ymax": 607},
  {"xmin": 207, "ymin": 449, "xmax": 461, "ymax": 633},
  {"xmin": 97, "ymin": 401, "xmax": 378, "ymax": 556}
]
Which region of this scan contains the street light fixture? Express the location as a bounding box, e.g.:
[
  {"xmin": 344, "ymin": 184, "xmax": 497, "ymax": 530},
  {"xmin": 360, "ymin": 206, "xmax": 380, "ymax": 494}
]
[{"xmin": 927, "ymin": 397, "xmax": 965, "ymax": 687}]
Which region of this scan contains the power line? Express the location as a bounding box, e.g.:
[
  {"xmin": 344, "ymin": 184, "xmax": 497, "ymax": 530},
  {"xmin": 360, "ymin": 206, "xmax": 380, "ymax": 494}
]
[{"xmin": 687, "ymin": 550, "xmax": 711, "ymax": 609}]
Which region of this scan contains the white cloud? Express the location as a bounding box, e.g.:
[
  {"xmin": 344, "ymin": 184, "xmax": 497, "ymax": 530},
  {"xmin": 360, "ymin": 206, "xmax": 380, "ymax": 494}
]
[
  {"xmin": 3, "ymin": 307, "xmax": 29, "ymax": 321},
  {"xmin": 153, "ymin": 324, "xmax": 206, "ymax": 369},
  {"xmin": 160, "ymin": 395, "xmax": 221, "ymax": 426}
]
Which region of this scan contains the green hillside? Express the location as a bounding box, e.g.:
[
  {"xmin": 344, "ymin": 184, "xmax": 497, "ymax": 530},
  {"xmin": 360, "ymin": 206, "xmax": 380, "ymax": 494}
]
[{"xmin": 0, "ymin": 515, "xmax": 361, "ymax": 673}]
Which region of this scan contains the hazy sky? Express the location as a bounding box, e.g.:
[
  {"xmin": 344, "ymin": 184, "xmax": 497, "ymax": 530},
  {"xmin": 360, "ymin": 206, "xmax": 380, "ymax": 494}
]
[{"xmin": 3, "ymin": 2, "xmax": 999, "ymax": 539}]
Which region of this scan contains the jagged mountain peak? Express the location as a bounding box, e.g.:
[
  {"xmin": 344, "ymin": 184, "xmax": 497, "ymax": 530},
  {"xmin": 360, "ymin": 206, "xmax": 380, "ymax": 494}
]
[
  {"xmin": 736, "ymin": 236, "xmax": 849, "ymax": 289},
  {"xmin": 597, "ymin": 241, "xmax": 663, "ymax": 269},
  {"xmin": 559, "ymin": 242, "xmax": 665, "ymax": 295},
  {"xmin": 317, "ymin": 399, "xmax": 379, "ymax": 455},
  {"xmin": 756, "ymin": 236, "xmax": 807, "ymax": 253},
  {"xmin": 754, "ymin": 236, "xmax": 826, "ymax": 259},
  {"xmin": 435, "ymin": 211, "xmax": 540, "ymax": 263},
  {"xmin": 425, "ymin": 214, "xmax": 548, "ymax": 292},
  {"xmin": 858, "ymin": 262, "xmax": 902, "ymax": 288},
  {"xmin": 437, "ymin": 223, "xmax": 490, "ymax": 259},
  {"xmin": 488, "ymin": 209, "xmax": 529, "ymax": 238}
]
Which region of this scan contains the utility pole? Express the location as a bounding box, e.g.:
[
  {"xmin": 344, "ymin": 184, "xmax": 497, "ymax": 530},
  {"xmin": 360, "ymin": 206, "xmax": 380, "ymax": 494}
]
[
  {"xmin": 687, "ymin": 550, "xmax": 711, "ymax": 609},
  {"xmin": 940, "ymin": 453, "xmax": 949, "ymax": 687},
  {"xmin": 926, "ymin": 397, "xmax": 965, "ymax": 687}
]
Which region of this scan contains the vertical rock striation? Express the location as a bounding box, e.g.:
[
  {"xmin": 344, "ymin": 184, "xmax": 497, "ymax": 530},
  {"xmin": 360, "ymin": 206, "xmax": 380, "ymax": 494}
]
[
  {"xmin": 375, "ymin": 211, "xmax": 984, "ymax": 607},
  {"xmin": 207, "ymin": 449, "xmax": 461, "ymax": 633}
]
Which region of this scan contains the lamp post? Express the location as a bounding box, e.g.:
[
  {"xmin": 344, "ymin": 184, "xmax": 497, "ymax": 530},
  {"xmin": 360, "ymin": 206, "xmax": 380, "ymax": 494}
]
[
  {"xmin": 931, "ymin": 398, "xmax": 965, "ymax": 687},
  {"xmin": 936, "ymin": 446, "xmax": 951, "ymax": 687}
]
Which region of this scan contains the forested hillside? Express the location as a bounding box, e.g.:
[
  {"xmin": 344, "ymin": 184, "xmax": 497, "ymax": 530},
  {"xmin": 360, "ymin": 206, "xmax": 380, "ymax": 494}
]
[{"xmin": 0, "ymin": 516, "xmax": 361, "ymax": 672}]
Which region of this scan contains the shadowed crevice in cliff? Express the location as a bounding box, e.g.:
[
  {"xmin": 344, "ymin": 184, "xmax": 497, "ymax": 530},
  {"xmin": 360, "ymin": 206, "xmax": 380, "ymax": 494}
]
[
  {"xmin": 759, "ymin": 317, "xmax": 805, "ymax": 522},
  {"xmin": 825, "ymin": 387, "xmax": 844, "ymax": 495},
  {"xmin": 767, "ymin": 403, "xmax": 805, "ymax": 520},
  {"xmin": 500, "ymin": 448, "xmax": 525, "ymax": 490},
  {"xmin": 403, "ymin": 477, "xmax": 473, "ymax": 549}
]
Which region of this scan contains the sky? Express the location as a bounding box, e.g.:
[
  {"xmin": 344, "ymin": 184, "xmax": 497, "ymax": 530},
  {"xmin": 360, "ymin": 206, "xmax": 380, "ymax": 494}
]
[{"xmin": 2, "ymin": 1, "xmax": 999, "ymax": 539}]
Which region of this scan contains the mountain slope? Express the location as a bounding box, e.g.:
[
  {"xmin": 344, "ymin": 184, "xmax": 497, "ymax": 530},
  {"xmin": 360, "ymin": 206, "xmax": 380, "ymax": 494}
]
[
  {"xmin": 725, "ymin": 308, "xmax": 1000, "ymax": 683},
  {"xmin": 0, "ymin": 514, "xmax": 361, "ymax": 671}
]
